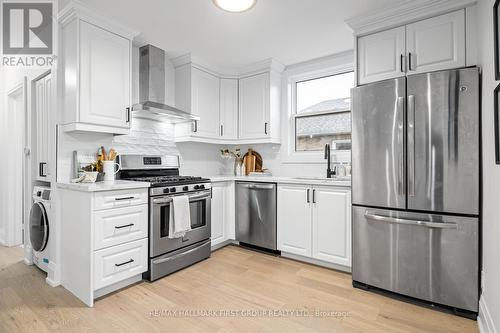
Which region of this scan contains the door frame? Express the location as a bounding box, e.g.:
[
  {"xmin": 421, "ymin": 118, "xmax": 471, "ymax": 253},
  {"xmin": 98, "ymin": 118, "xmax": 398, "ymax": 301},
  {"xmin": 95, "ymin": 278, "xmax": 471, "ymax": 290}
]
[{"xmin": 4, "ymin": 78, "xmax": 28, "ymax": 247}]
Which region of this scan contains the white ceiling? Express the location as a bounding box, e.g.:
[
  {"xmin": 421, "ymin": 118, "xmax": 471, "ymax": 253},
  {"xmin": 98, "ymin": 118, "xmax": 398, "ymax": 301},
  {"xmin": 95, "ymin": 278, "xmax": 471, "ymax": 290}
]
[{"xmin": 68, "ymin": 0, "xmax": 405, "ymax": 69}]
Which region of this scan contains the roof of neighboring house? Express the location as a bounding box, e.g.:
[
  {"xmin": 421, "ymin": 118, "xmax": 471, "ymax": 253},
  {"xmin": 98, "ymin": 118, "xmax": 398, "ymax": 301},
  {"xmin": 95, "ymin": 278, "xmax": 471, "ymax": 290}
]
[
  {"xmin": 296, "ymin": 98, "xmax": 351, "ymax": 136},
  {"xmin": 298, "ymin": 97, "xmax": 350, "ymax": 114}
]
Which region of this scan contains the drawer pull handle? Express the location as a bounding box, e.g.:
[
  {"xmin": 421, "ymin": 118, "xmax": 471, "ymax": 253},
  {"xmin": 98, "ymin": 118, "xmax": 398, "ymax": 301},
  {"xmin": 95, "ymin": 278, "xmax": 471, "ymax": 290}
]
[
  {"xmin": 115, "ymin": 259, "xmax": 134, "ymax": 267},
  {"xmin": 115, "ymin": 196, "xmax": 135, "ymax": 201},
  {"xmin": 115, "ymin": 223, "xmax": 134, "ymax": 229}
]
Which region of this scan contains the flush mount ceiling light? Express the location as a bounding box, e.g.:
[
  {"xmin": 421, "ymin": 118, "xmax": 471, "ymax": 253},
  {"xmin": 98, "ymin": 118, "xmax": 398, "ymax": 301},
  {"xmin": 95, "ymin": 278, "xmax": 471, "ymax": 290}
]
[{"xmin": 213, "ymin": 0, "xmax": 257, "ymax": 13}]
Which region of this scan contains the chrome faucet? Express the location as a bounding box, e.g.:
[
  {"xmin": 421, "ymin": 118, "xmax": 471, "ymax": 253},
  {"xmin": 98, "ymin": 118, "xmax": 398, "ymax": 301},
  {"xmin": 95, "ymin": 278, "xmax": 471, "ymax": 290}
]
[{"xmin": 324, "ymin": 144, "xmax": 335, "ymax": 178}]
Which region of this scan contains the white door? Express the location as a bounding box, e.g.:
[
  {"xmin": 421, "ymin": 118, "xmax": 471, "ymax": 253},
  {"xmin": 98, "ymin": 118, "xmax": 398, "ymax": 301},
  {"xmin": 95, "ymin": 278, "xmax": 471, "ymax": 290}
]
[
  {"xmin": 35, "ymin": 74, "xmax": 51, "ymax": 181},
  {"xmin": 406, "ymin": 10, "xmax": 465, "ymax": 74},
  {"xmin": 4, "ymin": 81, "xmax": 27, "ymax": 246},
  {"xmin": 35, "ymin": 77, "xmax": 46, "ymax": 180},
  {"xmin": 277, "ymin": 184, "xmax": 312, "ymax": 256},
  {"xmin": 211, "ymin": 183, "xmax": 226, "ymax": 246},
  {"xmin": 43, "ymin": 75, "xmax": 52, "ymax": 178},
  {"xmin": 219, "ymin": 78, "xmax": 238, "ymax": 140},
  {"xmin": 312, "ymin": 187, "xmax": 351, "ymax": 267},
  {"xmin": 192, "ymin": 68, "xmax": 220, "ymax": 138},
  {"xmin": 357, "ymin": 26, "xmax": 406, "ymax": 85},
  {"xmin": 239, "ymin": 73, "xmax": 269, "ymax": 139},
  {"xmin": 79, "ymin": 21, "xmax": 131, "ymax": 128}
]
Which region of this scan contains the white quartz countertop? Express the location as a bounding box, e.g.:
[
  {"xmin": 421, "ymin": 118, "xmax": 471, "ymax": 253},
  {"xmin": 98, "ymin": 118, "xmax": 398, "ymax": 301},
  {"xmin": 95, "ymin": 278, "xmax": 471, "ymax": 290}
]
[
  {"xmin": 57, "ymin": 180, "xmax": 150, "ymax": 192},
  {"xmin": 208, "ymin": 175, "xmax": 351, "ymax": 187}
]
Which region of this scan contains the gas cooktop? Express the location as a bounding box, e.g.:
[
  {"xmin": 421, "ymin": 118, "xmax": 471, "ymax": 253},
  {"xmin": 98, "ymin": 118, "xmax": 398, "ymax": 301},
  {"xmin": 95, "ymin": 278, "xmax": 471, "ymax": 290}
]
[{"xmin": 124, "ymin": 175, "xmax": 210, "ymax": 187}]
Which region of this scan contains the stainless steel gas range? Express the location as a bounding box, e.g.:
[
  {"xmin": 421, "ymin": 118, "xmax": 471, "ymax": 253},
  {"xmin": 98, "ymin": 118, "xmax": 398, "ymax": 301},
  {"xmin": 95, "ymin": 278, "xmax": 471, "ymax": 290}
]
[{"xmin": 119, "ymin": 154, "xmax": 211, "ymax": 281}]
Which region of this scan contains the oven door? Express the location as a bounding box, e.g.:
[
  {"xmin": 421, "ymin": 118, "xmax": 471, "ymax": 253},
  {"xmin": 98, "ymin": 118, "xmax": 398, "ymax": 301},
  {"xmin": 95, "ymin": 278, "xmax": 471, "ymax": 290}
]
[{"xmin": 150, "ymin": 190, "xmax": 211, "ymax": 257}]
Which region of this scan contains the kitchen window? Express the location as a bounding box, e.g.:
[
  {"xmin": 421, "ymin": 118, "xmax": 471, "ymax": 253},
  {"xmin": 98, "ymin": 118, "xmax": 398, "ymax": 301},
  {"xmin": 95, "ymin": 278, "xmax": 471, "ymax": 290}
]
[{"xmin": 294, "ymin": 72, "xmax": 354, "ymax": 152}]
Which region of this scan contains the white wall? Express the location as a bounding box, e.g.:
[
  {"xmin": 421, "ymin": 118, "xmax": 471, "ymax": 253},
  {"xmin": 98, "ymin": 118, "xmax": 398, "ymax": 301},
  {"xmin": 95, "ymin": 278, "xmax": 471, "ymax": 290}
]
[{"xmin": 476, "ymin": 0, "xmax": 500, "ymax": 331}]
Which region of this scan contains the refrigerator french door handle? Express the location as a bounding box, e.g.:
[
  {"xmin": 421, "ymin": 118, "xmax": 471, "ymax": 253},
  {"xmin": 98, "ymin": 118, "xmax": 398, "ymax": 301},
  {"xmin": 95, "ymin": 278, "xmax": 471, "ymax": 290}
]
[
  {"xmin": 408, "ymin": 95, "xmax": 415, "ymax": 196},
  {"xmin": 397, "ymin": 97, "xmax": 405, "ymax": 196},
  {"xmin": 364, "ymin": 212, "xmax": 458, "ymax": 229}
]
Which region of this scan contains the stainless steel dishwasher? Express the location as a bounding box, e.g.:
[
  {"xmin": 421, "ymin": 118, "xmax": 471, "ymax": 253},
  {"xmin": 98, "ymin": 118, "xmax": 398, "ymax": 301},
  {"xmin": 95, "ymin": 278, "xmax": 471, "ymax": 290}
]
[{"xmin": 235, "ymin": 182, "xmax": 277, "ymax": 250}]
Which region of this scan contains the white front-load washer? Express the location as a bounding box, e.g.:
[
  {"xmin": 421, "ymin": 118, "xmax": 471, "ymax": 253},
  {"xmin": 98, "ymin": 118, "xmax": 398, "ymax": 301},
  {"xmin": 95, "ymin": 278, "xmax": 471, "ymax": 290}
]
[{"xmin": 29, "ymin": 186, "xmax": 52, "ymax": 272}]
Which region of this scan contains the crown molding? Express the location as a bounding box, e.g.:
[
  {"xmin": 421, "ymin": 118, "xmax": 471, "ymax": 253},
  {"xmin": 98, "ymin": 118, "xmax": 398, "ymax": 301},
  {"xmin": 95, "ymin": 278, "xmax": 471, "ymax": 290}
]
[
  {"xmin": 345, "ymin": 0, "xmax": 477, "ymax": 36},
  {"xmin": 170, "ymin": 53, "xmax": 285, "ymax": 79},
  {"xmin": 58, "ymin": 0, "xmax": 139, "ymax": 39}
]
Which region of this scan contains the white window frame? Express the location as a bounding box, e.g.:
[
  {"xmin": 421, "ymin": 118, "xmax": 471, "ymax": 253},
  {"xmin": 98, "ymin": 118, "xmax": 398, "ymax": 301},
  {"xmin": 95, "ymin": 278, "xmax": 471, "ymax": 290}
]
[{"xmin": 281, "ymin": 53, "xmax": 354, "ymax": 164}]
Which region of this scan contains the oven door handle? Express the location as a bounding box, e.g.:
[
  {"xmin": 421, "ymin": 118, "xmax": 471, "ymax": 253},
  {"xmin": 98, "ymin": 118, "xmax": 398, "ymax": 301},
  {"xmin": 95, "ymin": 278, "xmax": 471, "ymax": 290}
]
[
  {"xmin": 152, "ymin": 240, "xmax": 211, "ymax": 265},
  {"xmin": 188, "ymin": 192, "xmax": 211, "ymax": 201},
  {"xmin": 152, "ymin": 191, "xmax": 211, "ymax": 205}
]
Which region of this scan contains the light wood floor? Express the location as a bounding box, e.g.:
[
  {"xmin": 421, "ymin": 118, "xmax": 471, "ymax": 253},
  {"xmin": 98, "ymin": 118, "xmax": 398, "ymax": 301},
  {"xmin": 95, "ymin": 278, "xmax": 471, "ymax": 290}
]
[{"xmin": 0, "ymin": 245, "xmax": 478, "ymax": 333}]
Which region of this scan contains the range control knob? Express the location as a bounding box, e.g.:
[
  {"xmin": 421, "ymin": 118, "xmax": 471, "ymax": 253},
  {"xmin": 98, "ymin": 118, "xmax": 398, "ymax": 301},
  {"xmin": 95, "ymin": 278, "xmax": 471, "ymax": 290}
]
[
  {"xmin": 182, "ymin": 186, "xmax": 189, "ymax": 191},
  {"xmin": 199, "ymin": 184, "xmax": 205, "ymax": 189},
  {"xmin": 194, "ymin": 185, "xmax": 200, "ymax": 190},
  {"xmin": 170, "ymin": 187, "xmax": 176, "ymax": 193},
  {"xmin": 163, "ymin": 188, "xmax": 170, "ymax": 194}
]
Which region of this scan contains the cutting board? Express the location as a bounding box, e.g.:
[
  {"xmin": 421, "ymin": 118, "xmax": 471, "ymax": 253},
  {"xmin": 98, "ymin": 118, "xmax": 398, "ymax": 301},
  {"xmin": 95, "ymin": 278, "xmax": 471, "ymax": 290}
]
[{"xmin": 243, "ymin": 149, "xmax": 262, "ymax": 175}]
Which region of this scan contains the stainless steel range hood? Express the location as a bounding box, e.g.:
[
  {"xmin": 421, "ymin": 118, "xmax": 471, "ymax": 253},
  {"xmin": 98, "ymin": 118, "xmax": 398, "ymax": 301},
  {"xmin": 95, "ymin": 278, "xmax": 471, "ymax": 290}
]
[{"xmin": 132, "ymin": 45, "xmax": 199, "ymax": 123}]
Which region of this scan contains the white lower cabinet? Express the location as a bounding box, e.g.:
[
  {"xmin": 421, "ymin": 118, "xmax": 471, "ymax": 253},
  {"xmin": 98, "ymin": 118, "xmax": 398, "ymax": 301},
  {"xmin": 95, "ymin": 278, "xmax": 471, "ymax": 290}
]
[
  {"xmin": 211, "ymin": 181, "xmax": 235, "ymax": 247},
  {"xmin": 60, "ymin": 187, "xmax": 149, "ymax": 307},
  {"xmin": 277, "ymin": 184, "xmax": 351, "ymax": 268},
  {"xmin": 276, "ymin": 184, "xmax": 312, "ymax": 257},
  {"xmin": 94, "ymin": 238, "xmax": 148, "ymax": 290},
  {"xmin": 93, "ymin": 204, "xmax": 148, "ymax": 250},
  {"xmin": 311, "ymin": 188, "xmax": 351, "ymax": 267}
]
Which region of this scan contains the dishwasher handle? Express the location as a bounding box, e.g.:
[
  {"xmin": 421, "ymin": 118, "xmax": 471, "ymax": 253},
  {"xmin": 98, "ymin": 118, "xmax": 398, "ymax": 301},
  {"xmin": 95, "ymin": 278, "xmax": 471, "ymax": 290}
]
[{"xmin": 237, "ymin": 183, "xmax": 275, "ymax": 190}]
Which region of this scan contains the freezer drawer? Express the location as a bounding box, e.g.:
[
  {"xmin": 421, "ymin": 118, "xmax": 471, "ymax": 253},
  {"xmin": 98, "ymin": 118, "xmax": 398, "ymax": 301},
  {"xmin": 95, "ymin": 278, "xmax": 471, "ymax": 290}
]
[
  {"xmin": 352, "ymin": 206, "xmax": 478, "ymax": 312},
  {"xmin": 236, "ymin": 182, "xmax": 277, "ymax": 250}
]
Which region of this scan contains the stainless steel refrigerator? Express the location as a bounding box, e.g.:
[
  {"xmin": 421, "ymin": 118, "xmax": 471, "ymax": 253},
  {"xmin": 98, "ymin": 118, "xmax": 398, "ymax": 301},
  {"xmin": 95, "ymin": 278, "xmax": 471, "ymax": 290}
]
[{"xmin": 351, "ymin": 67, "xmax": 480, "ymax": 315}]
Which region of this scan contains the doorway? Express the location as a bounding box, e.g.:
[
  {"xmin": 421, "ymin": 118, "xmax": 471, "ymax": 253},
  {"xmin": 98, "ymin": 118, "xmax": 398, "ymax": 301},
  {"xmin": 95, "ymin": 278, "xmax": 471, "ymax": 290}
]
[{"xmin": 3, "ymin": 78, "xmax": 27, "ymax": 247}]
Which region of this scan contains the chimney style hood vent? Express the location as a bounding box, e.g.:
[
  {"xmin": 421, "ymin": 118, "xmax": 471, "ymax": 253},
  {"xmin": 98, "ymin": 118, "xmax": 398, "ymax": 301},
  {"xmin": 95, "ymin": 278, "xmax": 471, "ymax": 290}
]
[{"xmin": 132, "ymin": 45, "xmax": 199, "ymax": 123}]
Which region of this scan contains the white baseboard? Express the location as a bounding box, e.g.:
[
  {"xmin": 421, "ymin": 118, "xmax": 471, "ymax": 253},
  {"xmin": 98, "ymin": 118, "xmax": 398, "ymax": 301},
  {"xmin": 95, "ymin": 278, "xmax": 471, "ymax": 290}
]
[
  {"xmin": 479, "ymin": 296, "xmax": 498, "ymax": 333},
  {"xmin": 94, "ymin": 274, "xmax": 142, "ymax": 299},
  {"xmin": 211, "ymin": 239, "xmax": 236, "ymax": 251},
  {"xmin": 280, "ymin": 252, "xmax": 352, "ymax": 273},
  {"xmin": 46, "ymin": 261, "xmax": 61, "ymax": 287}
]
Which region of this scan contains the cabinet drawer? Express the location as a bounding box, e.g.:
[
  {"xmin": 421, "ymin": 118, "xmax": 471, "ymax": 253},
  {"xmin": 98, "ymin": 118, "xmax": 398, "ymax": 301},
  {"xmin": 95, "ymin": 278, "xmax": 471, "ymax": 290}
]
[
  {"xmin": 94, "ymin": 188, "xmax": 148, "ymax": 211},
  {"xmin": 94, "ymin": 238, "xmax": 148, "ymax": 290},
  {"xmin": 94, "ymin": 204, "xmax": 148, "ymax": 250}
]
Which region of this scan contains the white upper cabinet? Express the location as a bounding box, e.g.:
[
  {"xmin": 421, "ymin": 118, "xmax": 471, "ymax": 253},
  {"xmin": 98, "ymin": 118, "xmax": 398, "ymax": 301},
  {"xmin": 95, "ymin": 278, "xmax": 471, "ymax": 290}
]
[
  {"xmin": 239, "ymin": 73, "xmax": 270, "ymax": 140},
  {"xmin": 35, "ymin": 73, "xmax": 52, "ymax": 181},
  {"xmin": 79, "ymin": 22, "xmax": 131, "ymax": 128},
  {"xmin": 175, "ymin": 65, "xmax": 221, "ymax": 140},
  {"xmin": 191, "ymin": 68, "xmax": 221, "ymax": 138},
  {"xmin": 277, "ymin": 184, "xmax": 312, "ymax": 257},
  {"xmin": 311, "ymin": 187, "xmax": 351, "ymax": 267},
  {"xmin": 406, "ymin": 10, "xmax": 465, "ymax": 74},
  {"xmin": 358, "ymin": 26, "xmax": 406, "ymax": 85},
  {"xmin": 58, "ymin": 3, "xmax": 136, "ymax": 135},
  {"xmin": 174, "ymin": 59, "xmax": 282, "ymax": 144},
  {"xmin": 219, "ymin": 78, "xmax": 239, "ymax": 140},
  {"xmin": 356, "ymin": 9, "xmax": 467, "ymax": 85}
]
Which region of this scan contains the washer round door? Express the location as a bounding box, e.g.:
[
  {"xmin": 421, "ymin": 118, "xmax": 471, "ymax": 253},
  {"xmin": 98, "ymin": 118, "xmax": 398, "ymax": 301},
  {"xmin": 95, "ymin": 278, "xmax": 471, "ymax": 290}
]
[{"xmin": 30, "ymin": 202, "xmax": 49, "ymax": 252}]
